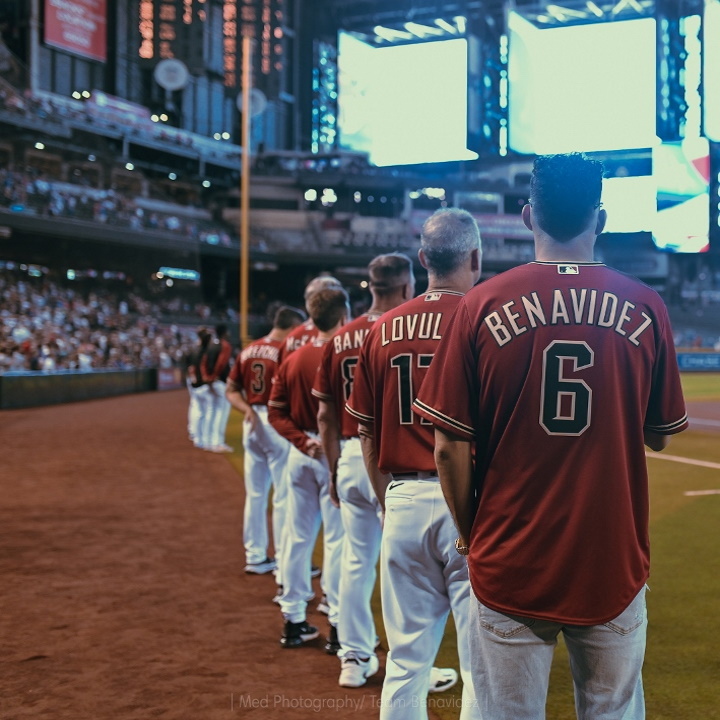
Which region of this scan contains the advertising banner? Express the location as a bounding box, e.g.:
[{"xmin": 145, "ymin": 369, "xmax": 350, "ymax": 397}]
[{"xmin": 45, "ymin": 0, "xmax": 107, "ymax": 63}]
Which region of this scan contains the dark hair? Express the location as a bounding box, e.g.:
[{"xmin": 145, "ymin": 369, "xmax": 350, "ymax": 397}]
[
  {"xmin": 197, "ymin": 327, "xmax": 211, "ymax": 348},
  {"xmin": 529, "ymin": 153, "xmax": 604, "ymax": 242},
  {"xmin": 368, "ymin": 253, "xmax": 413, "ymax": 296},
  {"xmin": 215, "ymin": 323, "xmax": 228, "ymax": 337},
  {"xmin": 306, "ymin": 287, "xmax": 349, "ymax": 332},
  {"xmin": 273, "ymin": 305, "xmax": 306, "ymax": 330},
  {"xmin": 420, "ymin": 208, "xmax": 481, "ymax": 277}
]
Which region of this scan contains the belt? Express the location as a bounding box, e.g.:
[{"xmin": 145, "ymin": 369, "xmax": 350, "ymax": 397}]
[{"xmin": 391, "ymin": 471, "xmax": 438, "ymax": 480}]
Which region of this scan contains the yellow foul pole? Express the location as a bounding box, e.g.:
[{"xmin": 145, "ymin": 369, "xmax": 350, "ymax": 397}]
[{"xmin": 239, "ymin": 34, "xmax": 252, "ymax": 348}]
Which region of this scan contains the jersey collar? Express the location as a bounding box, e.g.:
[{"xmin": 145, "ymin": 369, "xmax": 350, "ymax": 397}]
[{"xmin": 531, "ymin": 261, "xmax": 605, "ymax": 266}]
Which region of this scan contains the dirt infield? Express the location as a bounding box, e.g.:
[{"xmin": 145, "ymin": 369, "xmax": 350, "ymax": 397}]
[
  {"xmin": 2, "ymin": 390, "xmax": 718, "ymax": 720},
  {"xmin": 0, "ymin": 390, "xmax": 395, "ymax": 720}
]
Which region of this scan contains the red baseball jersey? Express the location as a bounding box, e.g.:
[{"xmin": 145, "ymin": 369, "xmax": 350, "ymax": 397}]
[
  {"xmin": 268, "ymin": 337, "xmax": 328, "ymax": 453},
  {"xmin": 201, "ymin": 338, "xmax": 232, "ymax": 383},
  {"xmin": 312, "ymin": 312, "xmax": 381, "ymax": 438},
  {"xmin": 277, "ymin": 318, "xmax": 318, "ymax": 365},
  {"xmin": 227, "ymin": 335, "xmax": 282, "ymax": 405},
  {"xmin": 346, "ymin": 291, "xmax": 465, "ymax": 474},
  {"xmin": 414, "ymin": 261, "xmax": 688, "ymax": 625}
]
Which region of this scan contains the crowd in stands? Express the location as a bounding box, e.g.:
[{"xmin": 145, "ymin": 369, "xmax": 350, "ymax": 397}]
[
  {"xmin": 0, "ymin": 168, "xmax": 235, "ymax": 247},
  {"xmin": 0, "ymin": 80, "xmax": 241, "ymax": 166},
  {"xmin": 0, "ymin": 267, "xmax": 237, "ymax": 374}
]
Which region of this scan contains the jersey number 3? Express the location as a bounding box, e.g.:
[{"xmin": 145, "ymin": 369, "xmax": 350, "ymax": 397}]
[{"xmin": 540, "ymin": 340, "xmax": 593, "ymax": 436}]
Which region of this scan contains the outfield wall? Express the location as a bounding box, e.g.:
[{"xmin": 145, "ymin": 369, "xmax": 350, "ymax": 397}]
[
  {"xmin": 677, "ymin": 352, "xmax": 720, "ymax": 372},
  {"xmin": 0, "ymin": 368, "xmax": 185, "ymax": 410},
  {"xmin": 0, "ymin": 357, "xmax": 716, "ymax": 410}
]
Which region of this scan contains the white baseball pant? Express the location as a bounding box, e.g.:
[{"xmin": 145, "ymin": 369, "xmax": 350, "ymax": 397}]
[
  {"xmin": 279, "ymin": 439, "xmax": 344, "ymax": 627},
  {"xmin": 379, "ymin": 477, "xmax": 480, "ymax": 720},
  {"xmin": 336, "ymin": 437, "xmax": 382, "ymax": 659},
  {"xmin": 242, "ymin": 405, "xmax": 292, "ymax": 565}
]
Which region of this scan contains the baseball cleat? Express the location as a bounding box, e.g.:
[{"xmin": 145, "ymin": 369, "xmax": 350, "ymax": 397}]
[
  {"xmin": 428, "ymin": 667, "xmax": 458, "ymax": 693},
  {"xmin": 244, "ymin": 557, "xmax": 277, "ymax": 575},
  {"xmin": 280, "ymin": 620, "xmax": 319, "ymax": 648},
  {"xmin": 324, "ymin": 625, "xmax": 341, "ymax": 655},
  {"xmin": 316, "ymin": 594, "xmax": 329, "ymax": 615},
  {"xmin": 338, "ymin": 654, "xmax": 380, "ymax": 688}
]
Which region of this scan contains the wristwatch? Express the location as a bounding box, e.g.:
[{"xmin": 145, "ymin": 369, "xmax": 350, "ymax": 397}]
[{"xmin": 455, "ymin": 538, "xmax": 470, "ymax": 556}]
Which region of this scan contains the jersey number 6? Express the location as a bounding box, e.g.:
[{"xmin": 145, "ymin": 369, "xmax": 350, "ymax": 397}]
[{"xmin": 540, "ymin": 340, "xmax": 594, "ymax": 436}]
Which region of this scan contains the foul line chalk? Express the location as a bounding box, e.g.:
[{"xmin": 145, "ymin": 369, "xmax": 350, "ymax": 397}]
[
  {"xmin": 683, "ymin": 489, "xmax": 720, "ymax": 496},
  {"xmin": 646, "ymin": 452, "xmax": 720, "ymax": 471},
  {"xmin": 689, "ymin": 417, "xmax": 720, "ymax": 428}
]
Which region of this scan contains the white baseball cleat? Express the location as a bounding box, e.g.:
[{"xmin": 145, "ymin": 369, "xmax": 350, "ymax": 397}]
[
  {"xmin": 338, "ymin": 654, "xmax": 380, "ymax": 688},
  {"xmin": 428, "ymin": 667, "xmax": 458, "ymax": 693}
]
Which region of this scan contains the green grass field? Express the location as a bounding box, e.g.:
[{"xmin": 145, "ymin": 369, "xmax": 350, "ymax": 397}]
[{"xmin": 227, "ymin": 373, "xmax": 720, "ymax": 719}]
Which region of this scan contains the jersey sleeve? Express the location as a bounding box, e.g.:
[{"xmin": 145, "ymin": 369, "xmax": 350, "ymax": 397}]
[
  {"xmin": 346, "ymin": 334, "xmax": 375, "ymax": 424},
  {"xmin": 311, "ymin": 340, "xmax": 334, "ymax": 402},
  {"xmin": 226, "ymin": 355, "xmax": 244, "ymax": 389},
  {"xmin": 268, "ymin": 361, "xmax": 311, "ymax": 453},
  {"xmin": 413, "ymin": 301, "xmax": 478, "ymax": 439},
  {"xmin": 644, "ymin": 306, "xmax": 688, "ymax": 435}
]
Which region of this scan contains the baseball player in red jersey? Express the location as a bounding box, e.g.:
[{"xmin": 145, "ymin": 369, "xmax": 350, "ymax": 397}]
[
  {"xmin": 200, "ymin": 323, "xmax": 234, "ymax": 452},
  {"xmin": 313, "ymin": 253, "xmax": 415, "ymax": 687},
  {"xmin": 268, "ymin": 287, "xmax": 349, "ymax": 649},
  {"xmin": 414, "ymin": 154, "xmax": 689, "ymax": 720},
  {"xmin": 186, "ymin": 327, "xmax": 211, "ymax": 447},
  {"xmin": 273, "ymin": 274, "xmax": 343, "ymax": 599},
  {"xmin": 226, "ymin": 306, "xmax": 306, "ymax": 575},
  {"xmin": 347, "ymin": 208, "xmax": 483, "ymax": 720},
  {"xmin": 277, "ymin": 275, "xmax": 343, "ymax": 365}
]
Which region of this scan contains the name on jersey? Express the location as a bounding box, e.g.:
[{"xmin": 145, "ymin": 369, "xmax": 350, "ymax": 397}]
[
  {"xmin": 485, "ymin": 289, "xmax": 653, "ymax": 348},
  {"xmin": 380, "ymin": 312, "xmax": 444, "ymax": 346},
  {"xmin": 287, "ymin": 334, "xmax": 312, "ymax": 351},
  {"xmin": 333, "ymin": 328, "xmax": 370, "ymax": 354},
  {"xmin": 240, "ymin": 344, "xmax": 280, "ymax": 363}
]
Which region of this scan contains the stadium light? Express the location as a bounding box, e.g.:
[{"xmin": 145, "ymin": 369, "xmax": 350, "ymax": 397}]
[
  {"xmin": 202, "ymin": 180, "xmax": 211, "ymax": 188},
  {"xmin": 72, "ymin": 91, "xmax": 81, "ymax": 99},
  {"xmin": 125, "ymin": 162, "xmax": 134, "ymax": 170},
  {"xmin": 159, "ymin": 113, "xmax": 168, "ymax": 122},
  {"xmin": 222, "ymin": 132, "xmax": 231, "ymax": 139},
  {"xmin": 168, "ymin": 172, "xmax": 177, "ymax": 180},
  {"xmin": 34, "ymin": 142, "xmax": 45, "ymax": 150},
  {"xmin": 435, "ymin": 19, "xmax": 458, "ymax": 34},
  {"xmin": 151, "ymin": 114, "xmax": 159, "ymax": 122},
  {"xmin": 81, "ymin": 90, "xmax": 90, "ymax": 98},
  {"xmin": 373, "ymin": 25, "xmax": 412, "ymax": 42},
  {"xmin": 404, "ymin": 22, "xmax": 444, "ymax": 38}
]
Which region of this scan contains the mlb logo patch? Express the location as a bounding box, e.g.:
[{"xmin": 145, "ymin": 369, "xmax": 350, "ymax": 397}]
[
  {"xmin": 425, "ymin": 292, "xmax": 442, "ymax": 301},
  {"xmin": 558, "ymin": 265, "xmax": 579, "ymax": 275}
]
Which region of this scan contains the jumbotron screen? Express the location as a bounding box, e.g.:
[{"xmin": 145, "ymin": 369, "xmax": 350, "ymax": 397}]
[
  {"xmin": 704, "ymin": 0, "xmax": 720, "ymax": 141},
  {"xmin": 337, "ymin": 32, "xmax": 478, "ymax": 166},
  {"xmin": 507, "ymin": 13, "xmax": 656, "ymax": 154}
]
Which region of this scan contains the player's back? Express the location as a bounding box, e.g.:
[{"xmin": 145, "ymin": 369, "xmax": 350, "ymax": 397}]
[
  {"xmin": 232, "ymin": 336, "xmax": 282, "ymax": 405},
  {"xmin": 349, "ymin": 291, "xmax": 464, "ymax": 474},
  {"xmin": 313, "ymin": 312, "xmax": 380, "ymax": 438},
  {"xmin": 274, "ymin": 338, "xmax": 327, "ymax": 433},
  {"xmin": 428, "ymin": 260, "xmax": 687, "ymax": 623}
]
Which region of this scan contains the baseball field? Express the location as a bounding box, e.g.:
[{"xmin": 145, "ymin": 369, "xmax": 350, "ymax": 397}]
[{"xmin": 1, "ymin": 373, "xmax": 718, "ymax": 719}]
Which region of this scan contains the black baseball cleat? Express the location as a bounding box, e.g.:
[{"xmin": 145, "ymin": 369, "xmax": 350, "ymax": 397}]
[
  {"xmin": 280, "ymin": 620, "xmax": 319, "ymax": 648},
  {"xmin": 324, "ymin": 625, "xmax": 341, "ymax": 655}
]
